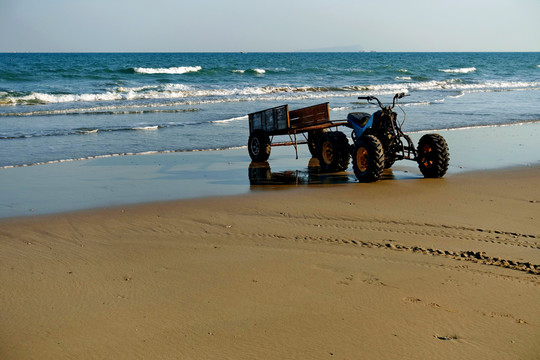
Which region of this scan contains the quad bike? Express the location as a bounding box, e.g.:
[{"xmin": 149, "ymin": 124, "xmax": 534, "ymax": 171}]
[{"xmin": 317, "ymin": 93, "xmax": 450, "ymax": 182}]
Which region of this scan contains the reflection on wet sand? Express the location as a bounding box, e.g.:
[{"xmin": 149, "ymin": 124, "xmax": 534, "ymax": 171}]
[
  {"xmin": 248, "ymin": 157, "xmax": 350, "ymax": 187},
  {"xmin": 248, "ymin": 157, "xmax": 415, "ymax": 187}
]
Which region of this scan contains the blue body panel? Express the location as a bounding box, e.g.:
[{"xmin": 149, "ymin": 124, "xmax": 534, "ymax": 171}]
[{"xmin": 349, "ymin": 113, "xmax": 374, "ymax": 139}]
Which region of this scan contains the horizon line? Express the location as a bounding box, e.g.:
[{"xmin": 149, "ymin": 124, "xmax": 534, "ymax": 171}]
[{"xmin": 2, "ymin": 50, "xmax": 539, "ymax": 54}]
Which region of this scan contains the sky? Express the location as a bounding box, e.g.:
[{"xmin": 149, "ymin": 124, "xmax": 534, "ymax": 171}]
[{"xmin": 0, "ymin": 0, "xmax": 539, "ymax": 52}]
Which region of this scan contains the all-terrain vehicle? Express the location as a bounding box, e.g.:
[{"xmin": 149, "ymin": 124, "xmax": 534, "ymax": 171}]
[
  {"xmin": 322, "ymin": 93, "xmax": 450, "ymax": 181},
  {"xmin": 247, "ymin": 93, "xmax": 450, "ymax": 182}
]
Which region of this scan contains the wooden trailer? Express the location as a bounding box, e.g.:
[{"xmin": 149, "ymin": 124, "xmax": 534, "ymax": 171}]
[{"xmin": 247, "ymin": 103, "xmax": 349, "ymax": 162}]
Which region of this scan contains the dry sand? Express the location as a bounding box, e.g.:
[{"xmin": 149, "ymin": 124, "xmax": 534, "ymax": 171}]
[{"xmin": 1, "ymin": 166, "xmax": 539, "ymax": 359}]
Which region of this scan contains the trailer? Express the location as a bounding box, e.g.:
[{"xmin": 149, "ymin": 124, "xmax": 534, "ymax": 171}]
[{"xmin": 247, "ymin": 102, "xmax": 349, "ymax": 162}]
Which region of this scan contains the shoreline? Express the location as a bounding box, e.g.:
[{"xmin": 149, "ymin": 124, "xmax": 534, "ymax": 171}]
[
  {"xmin": 2, "ymin": 119, "xmax": 539, "ymax": 170},
  {"xmin": 1, "ymin": 122, "xmax": 539, "ymax": 219}
]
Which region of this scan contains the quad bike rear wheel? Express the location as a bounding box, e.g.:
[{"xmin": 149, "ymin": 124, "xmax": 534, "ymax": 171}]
[
  {"xmin": 417, "ymin": 134, "xmax": 449, "ymax": 178},
  {"xmin": 352, "ymin": 135, "xmax": 385, "ymax": 182},
  {"xmin": 317, "ymin": 131, "xmax": 350, "ymax": 172},
  {"xmin": 248, "ymin": 131, "xmax": 271, "ymax": 162}
]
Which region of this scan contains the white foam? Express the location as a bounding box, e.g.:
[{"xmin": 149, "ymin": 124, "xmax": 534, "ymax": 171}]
[
  {"xmin": 408, "ymin": 80, "xmax": 539, "ymax": 91},
  {"xmin": 134, "ymin": 66, "xmax": 202, "ymax": 74},
  {"xmin": 2, "ymin": 81, "xmax": 539, "ymax": 108},
  {"xmin": 15, "ymin": 91, "xmax": 124, "ymax": 104},
  {"xmin": 80, "ymin": 129, "xmax": 98, "ymax": 134},
  {"xmin": 403, "ymin": 101, "xmax": 430, "ymax": 107},
  {"xmin": 361, "ymin": 83, "xmax": 409, "ymax": 92},
  {"xmin": 395, "ymin": 76, "xmax": 412, "ymax": 80},
  {"xmin": 233, "ymin": 69, "xmax": 270, "ymax": 74},
  {"xmin": 212, "ymin": 115, "xmax": 248, "ymax": 124},
  {"xmin": 439, "ymin": 67, "xmax": 476, "ymax": 74},
  {"xmin": 133, "ymin": 125, "xmax": 159, "ymax": 131}
]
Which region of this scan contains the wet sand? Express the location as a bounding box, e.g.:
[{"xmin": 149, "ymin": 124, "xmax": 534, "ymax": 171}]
[
  {"xmin": 0, "ymin": 124, "xmax": 539, "ymax": 359},
  {"xmin": 1, "ymin": 122, "xmax": 539, "ymax": 218}
]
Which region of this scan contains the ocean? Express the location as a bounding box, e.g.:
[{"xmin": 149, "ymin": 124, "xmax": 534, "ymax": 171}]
[{"xmin": 1, "ymin": 52, "xmax": 539, "ymax": 168}]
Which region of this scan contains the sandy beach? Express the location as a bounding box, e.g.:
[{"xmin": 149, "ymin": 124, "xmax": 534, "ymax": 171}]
[
  {"xmin": 2, "ymin": 6, "xmax": 539, "ymax": 359},
  {"xmin": 1, "ymin": 161, "xmax": 539, "ymax": 359},
  {"xmin": 1, "ymin": 123, "xmax": 539, "ymax": 359}
]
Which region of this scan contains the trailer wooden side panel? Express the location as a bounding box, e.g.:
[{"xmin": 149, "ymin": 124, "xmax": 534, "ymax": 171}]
[
  {"xmin": 289, "ymin": 102, "xmax": 330, "ymax": 129},
  {"xmin": 248, "ymin": 102, "xmax": 333, "ymax": 136}
]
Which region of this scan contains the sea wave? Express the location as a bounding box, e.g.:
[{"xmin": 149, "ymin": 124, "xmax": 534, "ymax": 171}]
[
  {"xmin": 0, "ymin": 125, "xmax": 164, "ymax": 140},
  {"xmin": 0, "ymin": 106, "xmax": 200, "ymax": 117},
  {"xmin": 1, "ymin": 91, "xmax": 124, "ymax": 104},
  {"xmin": 232, "ymin": 68, "xmax": 288, "ymax": 74},
  {"xmin": 439, "ymin": 67, "xmax": 477, "ymax": 74},
  {"xmin": 1, "ymin": 80, "xmax": 538, "ymax": 109},
  {"xmin": 330, "ymin": 106, "xmax": 353, "ymax": 111},
  {"xmin": 0, "ymin": 122, "xmax": 201, "ymax": 140},
  {"xmin": 0, "ymin": 115, "xmax": 245, "ymax": 140},
  {"xmin": 211, "ymin": 116, "xmax": 248, "ymax": 124},
  {"xmin": 133, "ymin": 66, "xmax": 202, "ymax": 74},
  {"xmin": 403, "ymin": 101, "xmax": 431, "ymax": 107},
  {"xmin": 409, "ymin": 119, "xmax": 540, "ymax": 134},
  {"xmin": 232, "ymin": 68, "xmax": 266, "ymax": 74},
  {"xmin": 133, "ymin": 125, "xmax": 159, "ymax": 131}
]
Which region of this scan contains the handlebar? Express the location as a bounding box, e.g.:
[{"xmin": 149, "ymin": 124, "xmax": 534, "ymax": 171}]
[
  {"xmin": 358, "ymin": 92, "xmax": 408, "ymax": 109},
  {"xmin": 358, "ymin": 95, "xmax": 384, "ymax": 108}
]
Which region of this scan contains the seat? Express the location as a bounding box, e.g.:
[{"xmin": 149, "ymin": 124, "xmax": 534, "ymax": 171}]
[{"xmin": 347, "ymin": 112, "xmax": 371, "ymax": 127}]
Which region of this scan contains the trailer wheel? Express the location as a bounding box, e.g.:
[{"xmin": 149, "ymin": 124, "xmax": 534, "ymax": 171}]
[
  {"xmin": 417, "ymin": 134, "xmax": 449, "ymax": 178},
  {"xmin": 248, "ymin": 161, "xmax": 272, "ymax": 185},
  {"xmin": 248, "ymin": 131, "xmax": 271, "ymax": 162},
  {"xmin": 307, "ymin": 129, "xmax": 326, "ymax": 157},
  {"xmin": 317, "ymin": 131, "xmax": 350, "ymax": 172},
  {"xmin": 352, "ymin": 135, "xmax": 384, "ymax": 182}
]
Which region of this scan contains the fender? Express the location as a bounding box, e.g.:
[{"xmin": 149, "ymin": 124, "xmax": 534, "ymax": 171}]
[{"xmin": 347, "ymin": 112, "xmax": 373, "ymax": 138}]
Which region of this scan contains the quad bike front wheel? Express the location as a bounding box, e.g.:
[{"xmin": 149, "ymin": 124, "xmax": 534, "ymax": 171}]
[
  {"xmin": 248, "ymin": 131, "xmax": 271, "ymax": 162},
  {"xmin": 352, "ymin": 135, "xmax": 385, "ymax": 182},
  {"xmin": 417, "ymin": 134, "xmax": 449, "ymax": 178},
  {"xmin": 317, "ymin": 131, "xmax": 350, "ymax": 172}
]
